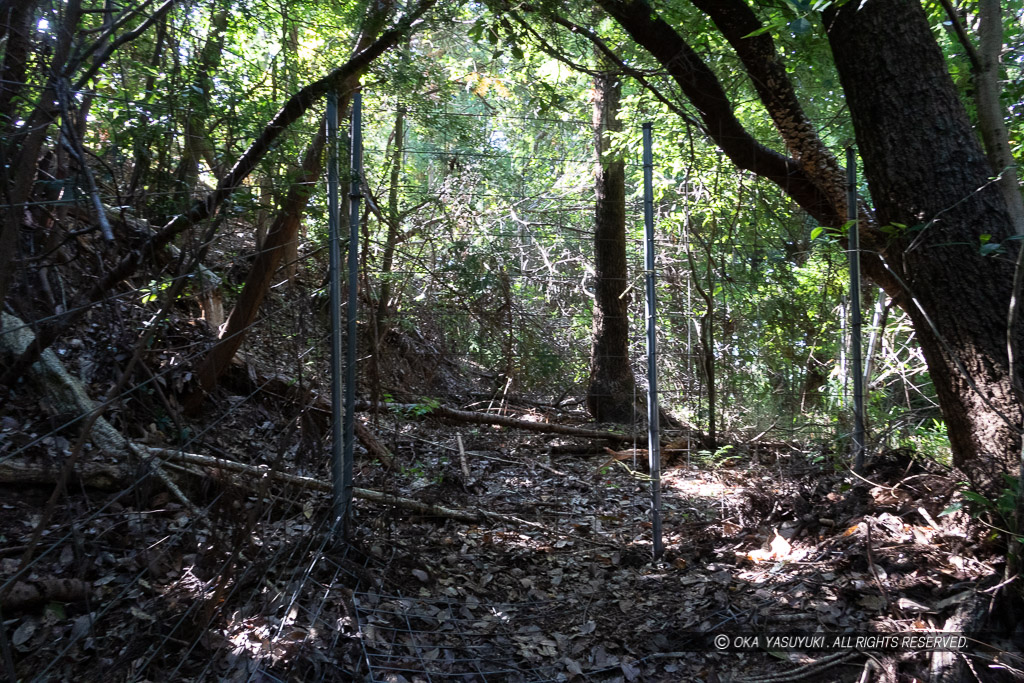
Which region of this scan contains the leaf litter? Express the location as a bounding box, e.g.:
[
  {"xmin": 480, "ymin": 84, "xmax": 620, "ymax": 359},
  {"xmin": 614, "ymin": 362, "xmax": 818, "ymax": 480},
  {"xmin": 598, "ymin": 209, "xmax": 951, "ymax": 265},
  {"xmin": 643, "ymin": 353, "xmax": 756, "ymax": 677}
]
[{"xmin": 0, "ymin": 395, "xmax": 1011, "ymax": 681}]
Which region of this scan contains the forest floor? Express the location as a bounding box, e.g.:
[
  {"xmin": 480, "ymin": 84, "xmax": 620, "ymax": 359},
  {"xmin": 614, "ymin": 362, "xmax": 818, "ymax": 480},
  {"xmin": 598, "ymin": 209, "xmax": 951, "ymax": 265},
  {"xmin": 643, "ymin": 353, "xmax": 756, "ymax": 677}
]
[
  {"xmin": 2, "ymin": 374, "xmax": 1018, "ymax": 682},
  {"xmin": 0, "ymin": 240, "xmax": 1019, "ymax": 681}
]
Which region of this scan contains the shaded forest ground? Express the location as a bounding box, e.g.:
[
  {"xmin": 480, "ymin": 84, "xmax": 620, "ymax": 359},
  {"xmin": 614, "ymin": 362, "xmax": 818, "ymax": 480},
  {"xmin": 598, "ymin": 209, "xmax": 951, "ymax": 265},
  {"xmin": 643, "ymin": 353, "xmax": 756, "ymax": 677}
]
[
  {"xmin": 2, "ymin": 305, "xmax": 1021, "ymax": 681},
  {"xmin": 0, "ymin": 219, "xmax": 1020, "ymax": 682}
]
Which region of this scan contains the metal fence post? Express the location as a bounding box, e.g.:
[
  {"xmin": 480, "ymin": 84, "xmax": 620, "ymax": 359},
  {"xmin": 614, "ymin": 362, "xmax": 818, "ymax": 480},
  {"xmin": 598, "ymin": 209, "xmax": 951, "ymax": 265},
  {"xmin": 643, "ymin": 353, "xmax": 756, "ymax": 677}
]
[
  {"xmin": 344, "ymin": 92, "xmax": 363, "ymax": 536},
  {"xmin": 642, "ymin": 123, "xmax": 664, "ymax": 560},
  {"xmin": 327, "ymin": 91, "xmax": 345, "ymax": 535},
  {"xmin": 847, "ymin": 148, "xmax": 866, "ymax": 473}
]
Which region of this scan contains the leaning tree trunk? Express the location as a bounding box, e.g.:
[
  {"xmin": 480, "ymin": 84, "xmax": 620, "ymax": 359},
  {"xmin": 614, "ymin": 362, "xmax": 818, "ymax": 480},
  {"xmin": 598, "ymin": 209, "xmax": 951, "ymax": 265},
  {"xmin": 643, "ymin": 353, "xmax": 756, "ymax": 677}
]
[
  {"xmin": 182, "ymin": 3, "xmax": 395, "ymax": 412},
  {"xmin": 184, "ymin": 122, "xmax": 328, "ymax": 413},
  {"xmin": 0, "ymin": 0, "xmax": 435, "ymax": 391},
  {"xmin": 586, "ymin": 66, "xmax": 637, "ymax": 424},
  {"xmin": 827, "ymin": 0, "xmax": 1021, "ymax": 494}
]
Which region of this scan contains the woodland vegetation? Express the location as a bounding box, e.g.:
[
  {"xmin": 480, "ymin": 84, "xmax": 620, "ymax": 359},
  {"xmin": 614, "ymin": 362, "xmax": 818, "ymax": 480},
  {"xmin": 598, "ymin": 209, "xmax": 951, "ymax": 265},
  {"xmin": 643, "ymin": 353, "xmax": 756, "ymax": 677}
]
[{"xmin": 1, "ymin": 0, "xmax": 1023, "ymax": 680}]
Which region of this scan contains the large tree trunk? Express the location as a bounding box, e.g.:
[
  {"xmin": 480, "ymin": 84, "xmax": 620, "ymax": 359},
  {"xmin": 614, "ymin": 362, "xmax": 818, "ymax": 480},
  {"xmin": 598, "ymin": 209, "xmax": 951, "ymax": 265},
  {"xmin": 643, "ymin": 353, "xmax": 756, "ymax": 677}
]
[
  {"xmin": 826, "ymin": 0, "xmax": 1021, "ymax": 492},
  {"xmin": 586, "ymin": 67, "xmax": 637, "ymax": 423}
]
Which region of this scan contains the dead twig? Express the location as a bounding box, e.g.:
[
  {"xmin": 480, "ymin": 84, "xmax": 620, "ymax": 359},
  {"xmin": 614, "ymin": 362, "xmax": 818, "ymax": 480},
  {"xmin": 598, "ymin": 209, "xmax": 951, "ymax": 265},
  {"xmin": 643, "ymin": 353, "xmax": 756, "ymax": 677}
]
[
  {"xmin": 732, "ymin": 651, "xmax": 861, "ymax": 682},
  {"xmin": 137, "ymin": 446, "xmax": 618, "ymax": 547}
]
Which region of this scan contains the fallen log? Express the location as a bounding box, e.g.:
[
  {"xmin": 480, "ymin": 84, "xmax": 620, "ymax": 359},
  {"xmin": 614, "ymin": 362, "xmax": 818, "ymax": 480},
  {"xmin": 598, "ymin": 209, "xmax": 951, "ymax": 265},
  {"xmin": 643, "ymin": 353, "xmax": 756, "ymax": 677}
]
[
  {"xmin": 225, "ymin": 362, "xmax": 618, "ymax": 450},
  {"xmin": 141, "ymin": 446, "xmax": 612, "ymax": 543},
  {"xmin": 0, "ymin": 458, "xmax": 126, "ymax": 490},
  {"xmin": 0, "ymin": 448, "xmax": 586, "ymax": 534},
  {"xmin": 353, "ymin": 401, "xmax": 637, "ymax": 442}
]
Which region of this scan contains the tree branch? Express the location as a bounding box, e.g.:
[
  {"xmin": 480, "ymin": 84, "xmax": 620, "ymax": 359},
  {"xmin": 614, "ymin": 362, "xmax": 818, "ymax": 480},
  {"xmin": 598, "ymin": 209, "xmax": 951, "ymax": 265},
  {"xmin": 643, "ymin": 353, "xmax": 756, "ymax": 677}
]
[
  {"xmin": 937, "ymin": 0, "xmax": 981, "ymax": 72},
  {"xmin": 0, "ymin": 0, "xmax": 436, "ymax": 389},
  {"xmin": 594, "ymin": 0, "xmax": 836, "ymax": 225},
  {"xmin": 688, "ymin": 0, "xmax": 847, "ymax": 218},
  {"xmin": 72, "ymin": 0, "xmax": 173, "ymax": 90},
  {"xmin": 511, "ymin": 6, "xmax": 703, "ymax": 132}
]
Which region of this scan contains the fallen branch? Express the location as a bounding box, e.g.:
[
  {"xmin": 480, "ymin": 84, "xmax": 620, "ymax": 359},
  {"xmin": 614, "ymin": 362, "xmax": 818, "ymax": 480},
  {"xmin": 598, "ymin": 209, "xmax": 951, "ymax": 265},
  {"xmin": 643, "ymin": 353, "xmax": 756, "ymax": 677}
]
[
  {"xmin": 1, "ymin": 312, "xmax": 127, "ymax": 455},
  {"xmin": 137, "ymin": 447, "xmax": 599, "ymax": 539},
  {"xmin": 354, "ymin": 401, "xmax": 637, "ymax": 442}
]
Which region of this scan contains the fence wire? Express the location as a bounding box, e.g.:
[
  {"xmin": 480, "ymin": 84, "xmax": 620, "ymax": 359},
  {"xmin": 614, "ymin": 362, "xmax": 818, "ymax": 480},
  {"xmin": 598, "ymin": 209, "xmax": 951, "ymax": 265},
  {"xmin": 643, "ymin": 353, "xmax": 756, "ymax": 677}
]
[{"xmin": 0, "ymin": 77, "xmax": 938, "ymax": 682}]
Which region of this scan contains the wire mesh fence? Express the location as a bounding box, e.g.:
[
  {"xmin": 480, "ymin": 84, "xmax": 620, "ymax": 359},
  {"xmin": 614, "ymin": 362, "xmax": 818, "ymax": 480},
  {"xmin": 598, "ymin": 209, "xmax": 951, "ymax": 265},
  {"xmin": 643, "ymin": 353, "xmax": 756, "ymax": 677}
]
[{"xmin": 0, "ymin": 71, "xmax": 942, "ymax": 681}]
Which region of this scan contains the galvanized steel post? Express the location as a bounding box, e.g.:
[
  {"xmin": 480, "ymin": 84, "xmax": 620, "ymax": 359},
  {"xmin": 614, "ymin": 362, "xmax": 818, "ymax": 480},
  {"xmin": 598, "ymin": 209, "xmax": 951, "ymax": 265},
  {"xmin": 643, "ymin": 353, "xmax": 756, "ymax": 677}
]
[
  {"xmin": 344, "ymin": 92, "xmax": 362, "ymax": 535},
  {"xmin": 327, "ymin": 92, "xmax": 345, "ymax": 535},
  {"xmin": 847, "ymin": 148, "xmax": 866, "ymax": 473},
  {"xmin": 642, "ymin": 123, "xmax": 664, "ymax": 560}
]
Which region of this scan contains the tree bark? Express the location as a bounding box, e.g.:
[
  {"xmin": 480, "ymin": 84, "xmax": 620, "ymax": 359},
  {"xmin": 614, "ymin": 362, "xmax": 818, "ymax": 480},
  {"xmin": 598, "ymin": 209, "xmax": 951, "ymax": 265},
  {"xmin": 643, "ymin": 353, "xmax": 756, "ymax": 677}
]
[
  {"xmin": 598, "ymin": 0, "xmax": 1022, "ymax": 493},
  {"xmin": 376, "ymin": 105, "xmax": 406, "ymax": 331},
  {"xmin": 586, "ymin": 65, "xmax": 637, "ymax": 423},
  {"xmin": 959, "ymin": 0, "xmax": 1024, "ymax": 236},
  {"xmin": 825, "ymin": 0, "xmax": 1020, "ymax": 492},
  {"xmin": 174, "ymin": 7, "xmax": 229, "ymax": 211},
  {"xmin": 184, "ymin": 123, "xmax": 328, "ymax": 412},
  {"xmin": 0, "ymin": 0, "xmax": 37, "ymax": 140},
  {"xmin": 686, "ymin": 237, "xmax": 716, "ymax": 449},
  {"xmin": 594, "ymin": 0, "xmax": 837, "ymax": 225}
]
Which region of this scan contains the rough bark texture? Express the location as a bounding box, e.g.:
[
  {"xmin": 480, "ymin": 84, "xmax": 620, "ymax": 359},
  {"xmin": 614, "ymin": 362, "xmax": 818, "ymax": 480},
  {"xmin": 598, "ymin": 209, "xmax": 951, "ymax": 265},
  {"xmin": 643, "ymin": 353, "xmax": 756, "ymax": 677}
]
[
  {"xmin": 826, "ymin": 0, "xmax": 1021, "ymax": 491},
  {"xmin": 594, "ymin": 0, "xmax": 836, "ymax": 225},
  {"xmin": 689, "ymin": 0, "xmax": 847, "ymax": 216},
  {"xmin": 587, "ymin": 68, "xmax": 637, "ymax": 424}
]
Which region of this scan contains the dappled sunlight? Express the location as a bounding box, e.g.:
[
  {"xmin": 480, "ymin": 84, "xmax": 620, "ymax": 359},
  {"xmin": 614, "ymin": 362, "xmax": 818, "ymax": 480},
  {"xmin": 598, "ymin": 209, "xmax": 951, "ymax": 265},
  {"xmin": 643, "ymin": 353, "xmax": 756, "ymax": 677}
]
[{"xmin": 662, "ymin": 467, "xmax": 732, "ymax": 499}]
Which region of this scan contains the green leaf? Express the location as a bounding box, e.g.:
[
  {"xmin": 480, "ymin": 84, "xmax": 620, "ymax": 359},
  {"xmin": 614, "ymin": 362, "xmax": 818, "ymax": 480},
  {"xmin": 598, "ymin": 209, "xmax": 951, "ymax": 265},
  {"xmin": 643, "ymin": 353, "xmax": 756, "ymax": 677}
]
[
  {"xmin": 790, "ymin": 17, "xmax": 812, "ymax": 34},
  {"xmin": 810, "ymin": 226, "xmax": 825, "ymax": 240},
  {"xmin": 938, "ymin": 502, "xmax": 962, "ymax": 517},
  {"xmin": 742, "ymin": 18, "xmax": 789, "ymax": 38},
  {"xmin": 962, "ymin": 490, "xmax": 993, "ymax": 506}
]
